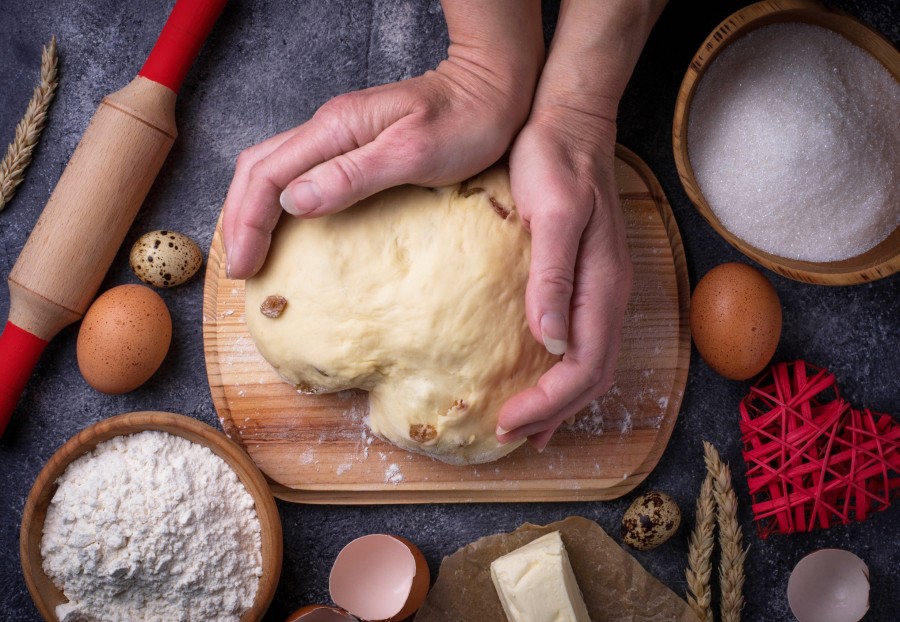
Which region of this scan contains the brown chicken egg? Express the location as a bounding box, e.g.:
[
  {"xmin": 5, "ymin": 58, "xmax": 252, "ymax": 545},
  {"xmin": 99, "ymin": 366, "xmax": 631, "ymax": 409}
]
[
  {"xmin": 329, "ymin": 534, "xmax": 430, "ymax": 622},
  {"xmin": 690, "ymin": 262, "xmax": 782, "ymax": 380},
  {"xmin": 621, "ymin": 491, "xmax": 681, "ymax": 550},
  {"xmin": 76, "ymin": 284, "xmax": 172, "ymax": 394}
]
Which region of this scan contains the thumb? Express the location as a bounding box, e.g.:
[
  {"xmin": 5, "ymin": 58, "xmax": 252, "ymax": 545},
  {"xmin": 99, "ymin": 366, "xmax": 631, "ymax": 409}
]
[{"xmin": 524, "ymin": 204, "xmax": 589, "ymax": 355}]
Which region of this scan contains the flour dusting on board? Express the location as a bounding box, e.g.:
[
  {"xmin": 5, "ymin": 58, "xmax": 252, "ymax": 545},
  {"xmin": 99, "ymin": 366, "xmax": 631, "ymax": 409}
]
[
  {"xmin": 565, "ymin": 399, "xmax": 609, "ymax": 436},
  {"xmin": 564, "ymin": 373, "xmax": 671, "ymax": 438},
  {"xmin": 385, "ymin": 463, "xmax": 403, "ymax": 484},
  {"xmin": 298, "ymin": 448, "xmax": 315, "ymax": 465}
]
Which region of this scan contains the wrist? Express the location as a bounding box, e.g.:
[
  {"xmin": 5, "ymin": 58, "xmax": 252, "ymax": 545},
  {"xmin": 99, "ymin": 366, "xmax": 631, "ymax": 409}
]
[
  {"xmin": 439, "ymin": 0, "xmax": 544, "ymax": 125},
  {"xmin": 535, "ymin": 0, "xmax": 666, "ymax": 119}
]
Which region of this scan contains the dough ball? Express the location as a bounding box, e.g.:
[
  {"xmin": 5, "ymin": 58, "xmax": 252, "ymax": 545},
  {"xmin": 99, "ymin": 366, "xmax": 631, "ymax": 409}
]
[{"xmin": 245, "ymin": 167, "xmax": 557, "ymax": 464}]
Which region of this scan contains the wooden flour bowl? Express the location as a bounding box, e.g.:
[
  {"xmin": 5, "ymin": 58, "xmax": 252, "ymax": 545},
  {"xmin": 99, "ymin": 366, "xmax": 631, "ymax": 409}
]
[
  {"xmin": 673, "ymin": 0, "xmax": 900, "ymax": 285},
  {"xmin": 20, "ymin": 411, "xmax": 282, "ymax": 622}
]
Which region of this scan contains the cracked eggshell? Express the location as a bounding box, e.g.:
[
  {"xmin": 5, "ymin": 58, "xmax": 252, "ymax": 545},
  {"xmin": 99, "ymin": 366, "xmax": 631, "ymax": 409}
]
[
  {"xmin": 130, "ymin": 230, "xmax": 203, "ymax": 288},
  {"xmin": 621, "ymin": 491, "xmax": 681, "ymax": 550},
  {"xmin": 329, "ymin": 534, "xmax": 430, "ymax": 622},
  {"xmin": 787, "ymin": 549, "xmax": 869, "ymax": 622},
  {"xmin": 286, "ymin": 605, "xmax": 358, "ymax": 622}
]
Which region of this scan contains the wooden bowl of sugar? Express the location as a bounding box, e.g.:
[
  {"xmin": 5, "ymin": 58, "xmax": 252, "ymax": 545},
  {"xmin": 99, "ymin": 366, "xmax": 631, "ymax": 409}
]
[
  {"xmin": 20, "ymin": 412, "xmax": 283, "ymax": 622},
  {"xmin": 673, "ymin": 0, "xmax": 900, "ymax": 285}
]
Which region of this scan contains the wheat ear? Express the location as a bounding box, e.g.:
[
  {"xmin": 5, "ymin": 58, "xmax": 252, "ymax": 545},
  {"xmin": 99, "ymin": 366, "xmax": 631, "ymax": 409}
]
[
  {"xmin": 686, "ymin": 472, "xmax": 716, "ymax": 622},
  {"xmin": 0, "ymin": 36, "xmax": 59, "ymax": 212},
  {"xmin": 704, "ymin": 441, "xmax": 747, "ymax": 622}
]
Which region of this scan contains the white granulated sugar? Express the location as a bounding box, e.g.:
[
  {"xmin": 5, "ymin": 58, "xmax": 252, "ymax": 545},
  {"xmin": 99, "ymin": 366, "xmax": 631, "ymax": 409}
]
[
  {"xmin": 688, "ymin": 23, "xmax": 900, "ymax": 262},
  {"xmin": 41, "ymin": 431, "xmax": 262, "ymax": 622}
]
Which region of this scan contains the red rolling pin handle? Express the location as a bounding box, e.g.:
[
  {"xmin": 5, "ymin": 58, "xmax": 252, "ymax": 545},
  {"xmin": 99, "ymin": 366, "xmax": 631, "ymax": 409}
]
[
  {"xmin": 0, "ymin": 0, "xmax": 226, "ymax": 439},
  {"xmin": 139, "ymin": 0, "xmax": 228, "ymax": 93},
  {"xmin": 0, "ymin": 322, "xmax": 48, "ymax": 437}
]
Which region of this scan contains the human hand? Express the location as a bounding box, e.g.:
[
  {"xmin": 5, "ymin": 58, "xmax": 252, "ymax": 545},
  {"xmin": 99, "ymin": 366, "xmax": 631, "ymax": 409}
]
[
  {"xmin": 496, "ymin": 109, "xmax": 632, "ymax": 451},
  {"xmin": 222, "ymin": 0, "xmax": 543, "ymax": 279},
  {"xmin": 495, "ymin": 0, "xmax": 666, "ymax": 451}
]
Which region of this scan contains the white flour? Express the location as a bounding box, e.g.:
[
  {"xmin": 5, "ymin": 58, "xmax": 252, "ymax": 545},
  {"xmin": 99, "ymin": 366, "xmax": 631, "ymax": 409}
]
[{"xmin": 41, "ymin": 431, "xmax": 262, "ymax": 622}]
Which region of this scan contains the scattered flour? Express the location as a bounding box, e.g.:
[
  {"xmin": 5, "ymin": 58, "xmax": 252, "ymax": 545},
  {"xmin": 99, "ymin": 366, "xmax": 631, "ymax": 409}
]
[
  {"xmin": 384, "ymin": 463, "xmax": 403, "ymax": 484},
  {"xmin": 564, "ymin": 398, "xmax": 608, "ymax": 436},
  {"xmin": 298, "ymin": 448, "xmax": 316, "ymax": 465},
  {"xmin": 689, "ymin": 23, "xmax": 900, "ymax": 262},
  {"xmin": 41, "ymin": 431, "xmax": 262, "ymax": 622}
]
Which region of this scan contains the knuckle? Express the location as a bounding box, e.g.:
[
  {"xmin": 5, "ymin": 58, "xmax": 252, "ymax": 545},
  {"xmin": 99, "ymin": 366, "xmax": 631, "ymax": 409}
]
[
  {"xmin": 235, "ymin": 149, "xmax": 258, "ymax": 174},
  {"xmin": 400, "ymin": 134, "xmax": 431, "ymax": 165},
  {"xmin": 316, "ymin": 94, "xmax": 346, "ymax": 119},
  {"xmin": 329, "ymin": 154, "xmax": 363, "ymax": 193},
  {"xmin": 536, "ymin": 264, "xmax": 574, "ymax": 294},
  {"xmin": 237, "ymin": 200, "xmax": 280, "ymax": 233},
  {"xmin": 246, "ymin": 160, "xmax": 274, "ymax": 187},
  {"xmin": 316, "ymin": 92, "xmax": 361, "ymax": 126}
]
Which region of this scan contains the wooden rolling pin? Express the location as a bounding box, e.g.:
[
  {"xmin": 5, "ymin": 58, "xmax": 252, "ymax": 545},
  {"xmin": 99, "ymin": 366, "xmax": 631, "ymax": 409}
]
[{"xmin": 0, "ymin": 0, "xmax": 227, "ymax": 436}]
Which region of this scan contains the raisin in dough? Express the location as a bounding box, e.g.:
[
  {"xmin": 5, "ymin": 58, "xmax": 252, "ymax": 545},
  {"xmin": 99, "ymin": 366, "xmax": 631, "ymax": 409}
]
[{"xmin": 244, "ymin": 167, "xmax": 557, "ymax": 465}]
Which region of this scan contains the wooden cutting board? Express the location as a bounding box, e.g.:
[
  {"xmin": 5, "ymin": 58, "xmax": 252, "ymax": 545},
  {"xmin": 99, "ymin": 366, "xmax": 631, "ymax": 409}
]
[{"xmin": 202, "ymin": 145, "xmax": 690, "ymax": 504}]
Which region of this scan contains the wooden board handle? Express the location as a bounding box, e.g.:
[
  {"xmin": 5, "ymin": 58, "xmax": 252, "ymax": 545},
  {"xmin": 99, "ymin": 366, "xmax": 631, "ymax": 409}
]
[
  {"xmin": 0, "ymin": 322, "xmax": 47, "ymax": 436},
  {"xmin": 139, "ymin": 0, "xmax": 228, "ymax": 92}
]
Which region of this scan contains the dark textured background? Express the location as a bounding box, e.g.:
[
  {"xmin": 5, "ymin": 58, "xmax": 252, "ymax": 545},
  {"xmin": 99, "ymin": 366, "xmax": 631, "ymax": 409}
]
[{"xmin": 1, "ymin": 1, "xmax": 898, "ymax": 620}]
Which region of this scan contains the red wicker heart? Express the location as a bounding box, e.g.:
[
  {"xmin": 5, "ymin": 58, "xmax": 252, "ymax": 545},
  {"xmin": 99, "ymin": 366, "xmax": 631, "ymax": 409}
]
[{"xmin": 739, "ymin": 360, "xmax": 900, "ymax": 537}]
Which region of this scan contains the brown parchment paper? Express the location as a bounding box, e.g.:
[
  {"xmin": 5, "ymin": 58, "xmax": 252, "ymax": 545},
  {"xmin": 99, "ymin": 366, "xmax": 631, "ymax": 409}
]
[{"xmin": 414, "ymin": 516, "xmax": 700, "ymax": 622}]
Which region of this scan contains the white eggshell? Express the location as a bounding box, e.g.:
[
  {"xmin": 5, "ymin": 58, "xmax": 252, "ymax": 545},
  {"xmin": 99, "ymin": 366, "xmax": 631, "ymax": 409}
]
[
  {"xmin": 329, "ymin": 534, "xmax": 429, "ymax": 622},
  {"xmin": 130, "ymin": 230, "xmax": 203, "ymax": 288},
  {"xmin": 787, "ymin": 549, "xmax": 869, "ymax": 622}
]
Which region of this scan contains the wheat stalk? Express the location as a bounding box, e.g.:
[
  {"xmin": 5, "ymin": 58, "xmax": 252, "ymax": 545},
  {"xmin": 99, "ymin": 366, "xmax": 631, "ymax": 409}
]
[
  {"xmin": 686, "ymin": 472, "xmax": 716, "ymax": 622},
  {"xmin": 0, "ymin": 36, "xmax": 59, "ymax": 212},
  {"xmin": 704, "ymin": 441, "xmax": 747, "ymax": 622}
]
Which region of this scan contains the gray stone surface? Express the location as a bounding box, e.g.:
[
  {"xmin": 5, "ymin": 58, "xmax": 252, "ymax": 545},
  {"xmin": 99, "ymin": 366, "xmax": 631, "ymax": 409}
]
[{"xmin": 1, "ymin": 0, "xmax": 898, "ymax": 620}]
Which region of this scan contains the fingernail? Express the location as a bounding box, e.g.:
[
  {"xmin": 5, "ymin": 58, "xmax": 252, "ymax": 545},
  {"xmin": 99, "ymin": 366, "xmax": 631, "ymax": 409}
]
[
  {"xmin": 280, "ymin": 181, "xmax": 321, "ymax": 215},
  {"xmin": 528, "ymin": 437, "xmax": 548, "ymax": 453},
  {"xmin": 496, "ymin": 425, "xmax": 509, "ymax": 436},
  {"xmin": 540, "ymin": 312, "xmax": 567, "ymax": 355},
  {"xmin": 225, "ymin": 242, "xmax": 234, "ymax": 279}
]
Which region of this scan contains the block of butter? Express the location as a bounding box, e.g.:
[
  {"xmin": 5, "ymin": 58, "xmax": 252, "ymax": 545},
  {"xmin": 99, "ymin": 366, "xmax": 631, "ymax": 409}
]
[{"xmin": 490, "ymin": 530, "xmax": 591, "ymax": 622}]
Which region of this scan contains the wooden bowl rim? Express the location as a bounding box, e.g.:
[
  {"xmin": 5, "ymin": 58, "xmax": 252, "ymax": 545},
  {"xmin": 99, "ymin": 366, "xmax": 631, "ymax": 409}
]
[
  {"xmin": 19, "ymin": 411, "xmax": 283, "ymax": 622},
  {"xmin": 672, "ymin": 0, "xmax": 900, "ymax": 285}
]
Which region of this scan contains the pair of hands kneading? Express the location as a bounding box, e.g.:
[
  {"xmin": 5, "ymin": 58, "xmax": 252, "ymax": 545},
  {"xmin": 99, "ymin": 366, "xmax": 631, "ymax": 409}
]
[{"xmin": 223, "ymin": 0, "xmax": 666, "ymax": 453}]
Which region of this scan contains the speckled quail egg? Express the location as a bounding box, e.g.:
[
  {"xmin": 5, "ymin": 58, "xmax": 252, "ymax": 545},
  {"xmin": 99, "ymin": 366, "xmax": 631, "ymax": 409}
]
[
  {"xmin": 621, "ymin": 491, "xmax": 681, "ymax": 550},
  {"xmin": 130, "ymin": 230, "xmax": 202, "ymax": 288}
]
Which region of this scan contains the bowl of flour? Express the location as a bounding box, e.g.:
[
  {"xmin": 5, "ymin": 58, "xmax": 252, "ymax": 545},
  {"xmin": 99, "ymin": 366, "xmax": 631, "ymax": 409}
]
[
  {"xmin": 673, "ymin": 0, "xmax": 900, "ymax": 285},
  {"xmin": 21, "ymin": 411, "xmax": 282, "ymax": 622}
]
